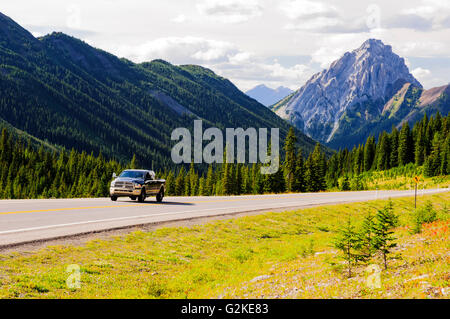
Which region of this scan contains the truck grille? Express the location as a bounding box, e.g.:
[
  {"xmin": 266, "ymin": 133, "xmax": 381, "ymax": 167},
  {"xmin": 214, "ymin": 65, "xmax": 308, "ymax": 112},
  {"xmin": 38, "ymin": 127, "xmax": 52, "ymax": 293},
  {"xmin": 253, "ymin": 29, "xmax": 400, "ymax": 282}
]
[{"xmin": 114, "ymin": 181, "xmax": 134, "ymax": 191}]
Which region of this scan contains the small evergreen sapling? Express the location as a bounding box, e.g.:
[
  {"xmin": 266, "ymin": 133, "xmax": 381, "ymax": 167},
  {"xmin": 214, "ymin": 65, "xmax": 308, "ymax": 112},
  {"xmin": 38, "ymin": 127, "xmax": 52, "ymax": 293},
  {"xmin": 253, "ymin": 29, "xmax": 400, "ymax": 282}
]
[
  {"xmin": 372, "ymin": 201, "xmax": 398, "ymax": 270},
  {"xmin": 333, "ymin": 217, "xmax": 363, "ymax": 277},
  {"xmin": 358, "ymin": 212, "xmax": 376, "ymax": 262}
]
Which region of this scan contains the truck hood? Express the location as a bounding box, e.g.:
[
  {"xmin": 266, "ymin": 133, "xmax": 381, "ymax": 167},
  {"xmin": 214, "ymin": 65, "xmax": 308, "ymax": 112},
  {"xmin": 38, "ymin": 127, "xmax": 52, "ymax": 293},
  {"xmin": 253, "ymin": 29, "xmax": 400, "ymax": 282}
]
[{"xmin": 112, "ymin": 177, "xmax": 144, "ymax": 184}]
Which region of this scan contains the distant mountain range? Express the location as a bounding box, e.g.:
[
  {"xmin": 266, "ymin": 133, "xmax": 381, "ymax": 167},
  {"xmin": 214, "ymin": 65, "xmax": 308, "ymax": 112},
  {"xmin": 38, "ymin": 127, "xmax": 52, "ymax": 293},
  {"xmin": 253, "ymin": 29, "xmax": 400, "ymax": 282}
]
[
  {"xmin": 0, "ymin": 12, "xmax": 321, "ymax": 169},
  {"xmin": 246, "ymin": 85, "xmax": 293, "ymax": 107},
  {"xmin": 272, "ymin": 39, "xmax": 449, "ymax": 149}
]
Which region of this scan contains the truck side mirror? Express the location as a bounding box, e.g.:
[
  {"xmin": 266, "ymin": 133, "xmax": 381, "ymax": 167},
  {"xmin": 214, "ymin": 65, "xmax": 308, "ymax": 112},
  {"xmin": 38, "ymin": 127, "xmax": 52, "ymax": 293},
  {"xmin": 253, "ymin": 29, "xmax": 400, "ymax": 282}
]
[{"xmin": 112, "ymin": 173, "xmax": 117, "ymax": 179}]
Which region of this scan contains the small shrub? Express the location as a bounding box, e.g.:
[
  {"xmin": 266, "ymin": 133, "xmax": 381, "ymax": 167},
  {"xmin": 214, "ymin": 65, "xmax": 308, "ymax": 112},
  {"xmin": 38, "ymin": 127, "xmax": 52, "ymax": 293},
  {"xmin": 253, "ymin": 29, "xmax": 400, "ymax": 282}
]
[
  {"xmin": 339, "ymin": 176, "xmax": 350, "ymax": 191},
  {"xmin": 412, "ymin": 201, "xmax": 437, "ymax": 234},
  {"xmin": 231, "ymin": 247, "xmax": 254, "ymax": 263},
  {"xmin": 317, "ymin": 225, "xmax": 329, "ymax": 232},
  {"xmin": 147, "ymin": 281, "xmax": 167, "ymax": 297}
]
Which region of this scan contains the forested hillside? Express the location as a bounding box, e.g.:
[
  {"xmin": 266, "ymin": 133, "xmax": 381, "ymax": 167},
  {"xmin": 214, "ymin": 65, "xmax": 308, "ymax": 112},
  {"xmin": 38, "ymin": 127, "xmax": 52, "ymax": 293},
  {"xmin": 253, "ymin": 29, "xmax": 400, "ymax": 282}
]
[
  {"xmin": 0, "ymin": 12, "xmax": 318, "ymax": 171},
  {"xmin": 0, "ymin": 128, "xmax": 124, "ymax": 199},
  {"xmin": 1, "ymin": 112, "xmax": 447, "ymax": 199},
  {"xmin": 326, "ymin": 112, "xmax": 449, "ymax": 190}
]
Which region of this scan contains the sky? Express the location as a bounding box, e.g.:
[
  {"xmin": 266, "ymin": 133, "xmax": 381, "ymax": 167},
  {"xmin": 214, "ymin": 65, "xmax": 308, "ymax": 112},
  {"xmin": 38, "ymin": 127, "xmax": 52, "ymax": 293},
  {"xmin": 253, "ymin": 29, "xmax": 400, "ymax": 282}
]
[{"xmin": 2, "ymin": 0, "xmax": 450, "ymax": 91}]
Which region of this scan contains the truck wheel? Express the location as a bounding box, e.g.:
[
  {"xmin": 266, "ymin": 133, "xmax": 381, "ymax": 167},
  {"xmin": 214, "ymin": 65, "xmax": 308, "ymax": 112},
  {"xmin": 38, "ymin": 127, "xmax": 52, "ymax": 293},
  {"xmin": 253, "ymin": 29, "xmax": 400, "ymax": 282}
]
[
  {"xmin": 156, "ymin": 189, "xmax": 164, "ymax": 203},
  {"xmin": 111, "ymin": 196, "xmax": 117, "ymax": 201},
  {"xmin": 129, "ymin": 196, "xmax": 136, "ymax": 200},
  {"xmin": 138, "ymin": 188, "xmax": 146, "ymax": 203}
]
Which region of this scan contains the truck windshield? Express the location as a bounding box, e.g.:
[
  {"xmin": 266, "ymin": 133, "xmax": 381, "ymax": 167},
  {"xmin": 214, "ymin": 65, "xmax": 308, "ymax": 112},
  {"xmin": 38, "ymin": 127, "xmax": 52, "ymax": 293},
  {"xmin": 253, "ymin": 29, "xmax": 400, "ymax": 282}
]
[{"xmin": 119, "ymin": 171, "xmax": 145, "ymax": 179}]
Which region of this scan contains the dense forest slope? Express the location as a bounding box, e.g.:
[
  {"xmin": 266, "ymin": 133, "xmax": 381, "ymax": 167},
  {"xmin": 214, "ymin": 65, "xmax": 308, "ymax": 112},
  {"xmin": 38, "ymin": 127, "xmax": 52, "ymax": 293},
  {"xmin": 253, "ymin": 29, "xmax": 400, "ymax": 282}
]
[{"xmin": 0, "ymin": 12, "xmax": 319, "ymax": 169}]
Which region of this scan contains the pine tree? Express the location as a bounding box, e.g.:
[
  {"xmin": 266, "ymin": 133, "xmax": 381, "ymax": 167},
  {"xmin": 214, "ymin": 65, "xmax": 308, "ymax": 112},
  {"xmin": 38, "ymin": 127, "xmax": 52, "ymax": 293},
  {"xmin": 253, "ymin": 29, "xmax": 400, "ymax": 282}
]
[
  {"xmin": 188, "ymin": 162, "xmax": 198, "ymax": 196},
  {"xmin": 234, "ymin": 163, "xmax": 242, "ymax": 195},
  {"xmin": 184, "ymin": 171, "xmax": 191, "ymax": 196},
  {"xmin": 305, "ymin": 143, "xmax": 326, "ymax": 192},
  {"xmin": 333, "ymin": 217, "xmax": 362, "ymax": 277},
  {"xmin": 283, "ymin": 127, "xmax": 297, "ymax": 192},
  {"xmin": 398, "ymin": 122, "xmax": 414, "ymax": 166},
  {"xmin": 377, "ymin": 132, "xmax": 391, "ymax": 170},
  {"xmin": 358, "ymin": 212, "xmax": 376, "ymax": 261},
  {"xmin": 293, "ymin": 151, "xmax": 305, "ymax": 192},
  {"xmin": 222, "ymin": 161, "xmax": 232, "ymax": 195},
  {"xmin": 130, "ymin": 154, "xmax": 137, "ymax": 169},
  {"xmin": 441, "ymin": 135, "xmax": 450, "ymax": 175},
  {"xmin": 415, "ymin": 124, "xmax": 426, "ymax": 166},
  {"xmin": 390, "ymin": 127, "xmax": 399, "ymax": 168},
  {"xmin": 424, "ymin": 133, "xmax": 442, "ymax": 177},
  {"xmin": 373, "ymin": 201, "xmax": 398, "ymax": 270},
  {"xmin": 205, "ymin": 165, "xmax": 214, "ymax": 196},
  {"xmin": 175, "ymin": 166, "xmax": 185, "ymax": 196},
  {"xmin": 198, "ymin": 177, "xmax": 205, "ymax": 196},
  {"xmin": 340, "ymin": 175, "xmax": 350, "ymax": 191},
  {"xmin": 241, "ymin": 165, "xmax": 251, "ymax": 194},
  {"xmin": 165, "ymin": 170, "xmax": 175, "ymax": 195}
]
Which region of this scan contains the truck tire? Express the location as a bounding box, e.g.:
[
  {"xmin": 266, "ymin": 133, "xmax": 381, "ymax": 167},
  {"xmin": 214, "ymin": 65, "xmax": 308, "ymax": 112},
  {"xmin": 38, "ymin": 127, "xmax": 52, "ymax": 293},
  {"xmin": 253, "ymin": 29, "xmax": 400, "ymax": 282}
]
[
  {"xmin": 156, "ymin": 189, "xmax": 164, "ymax": 203},
  {"xmin": 138, "ymin": 188, "xmax": 146, "ymax": 203},
  {"xmin": 129, "ymin": 196, "xmax": 136, "ymax": 200},
  {"xmin": 111, "ymin": 196, "xmax": 117, "ymax": 201}
]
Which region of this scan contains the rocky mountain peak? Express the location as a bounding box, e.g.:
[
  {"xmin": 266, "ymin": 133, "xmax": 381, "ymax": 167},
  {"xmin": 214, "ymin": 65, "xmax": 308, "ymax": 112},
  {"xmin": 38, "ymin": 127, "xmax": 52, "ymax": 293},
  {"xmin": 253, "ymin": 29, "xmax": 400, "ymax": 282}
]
[{"xmin": 273, "ymin": 39, "xmax": 422, "ymax": 145}]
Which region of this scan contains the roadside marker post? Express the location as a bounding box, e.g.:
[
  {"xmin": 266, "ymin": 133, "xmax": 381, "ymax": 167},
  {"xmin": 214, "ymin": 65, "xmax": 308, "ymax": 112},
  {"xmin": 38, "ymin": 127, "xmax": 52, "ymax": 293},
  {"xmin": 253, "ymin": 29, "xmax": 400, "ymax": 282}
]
[{"xmin": 413, "ymin": 176, "xmax": 420, "ymax": 209}]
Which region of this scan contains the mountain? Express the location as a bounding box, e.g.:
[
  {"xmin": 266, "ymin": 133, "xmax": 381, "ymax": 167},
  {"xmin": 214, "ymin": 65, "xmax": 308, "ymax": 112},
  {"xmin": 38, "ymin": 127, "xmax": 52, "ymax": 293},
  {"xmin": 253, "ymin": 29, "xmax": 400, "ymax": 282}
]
[
  {"xmin": 0, "ymin": 12, "xmax": 321, "ymax": 169},
  {"xmin": 246, "ymin": 84, "xmax": 293, "ymax": 107},
  {"xmin": 272, "ymin": 39, "xmax": 449, "ymax": 149}
]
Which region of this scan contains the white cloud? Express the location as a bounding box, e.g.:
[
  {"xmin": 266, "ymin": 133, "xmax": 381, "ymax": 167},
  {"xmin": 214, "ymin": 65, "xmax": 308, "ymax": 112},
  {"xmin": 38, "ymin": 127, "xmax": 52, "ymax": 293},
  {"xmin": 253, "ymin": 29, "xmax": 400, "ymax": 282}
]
[
  {"xmin": 402, "ymin": 0, "xmax": 450, "ymax": 30},
  {"xmin": 412, "ymin": 67, "xmax": 431, "ymax": 79},
  {"xmin": 113, "ymin": 35, "xmax": 314, "ymax": 91},
  {"xmin": 196, "ymin": 0, "xmax": 263, "ymax": 24},
  {"xmin": 282, "ymin": 0, "xmax": 338, "ymax": 20},
  {"xmin": 395, "ymin": 41, "xmax": 445, "ymax": 57},
  {"xmin": 8, "ymin": 0, "xmax": 450, "ymax": 91},
  {"xmin": 115, "ymin": 37, "xmax": 239, "ymax": 64},
  {"xmin": 411, "ymin": 67, "xmax": 443, "ymax": 88},
  {"xmin": 310, "ymin": 33, "xmax": 379, "ymax": 68},
  {"xmin": 214, "ymin": 59, "xmax": 315, "ymax": 91},
  {"xmin": 171, "ymin": 14, "xmax": 189, "ymax": 24},
  {"xmin": 281, "ymin": 0, "xmax": 340, "ymax": 31},
  {"xmin": 280, "ymin": 0, "xmax": 367, "ymax": 33}
]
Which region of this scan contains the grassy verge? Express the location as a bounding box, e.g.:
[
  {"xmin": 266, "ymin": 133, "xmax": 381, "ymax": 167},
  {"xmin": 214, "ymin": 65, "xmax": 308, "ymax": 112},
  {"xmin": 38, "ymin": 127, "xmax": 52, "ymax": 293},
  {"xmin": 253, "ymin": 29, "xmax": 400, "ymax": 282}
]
[
  {"xmin": 0, "ymin": 192, "xmax": 448, "ymax": 299},
  {"xmin": 360, "ymin": 166, "xmax": 450, "ymax": 191}
]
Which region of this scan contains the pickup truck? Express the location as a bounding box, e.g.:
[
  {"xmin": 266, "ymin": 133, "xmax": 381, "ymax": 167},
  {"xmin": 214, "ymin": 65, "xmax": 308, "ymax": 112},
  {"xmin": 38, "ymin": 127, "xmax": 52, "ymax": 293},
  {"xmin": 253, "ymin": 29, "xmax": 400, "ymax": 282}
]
[{"xmin": 110, "ymin": 169, "xmax": 165, "ymax": 202}]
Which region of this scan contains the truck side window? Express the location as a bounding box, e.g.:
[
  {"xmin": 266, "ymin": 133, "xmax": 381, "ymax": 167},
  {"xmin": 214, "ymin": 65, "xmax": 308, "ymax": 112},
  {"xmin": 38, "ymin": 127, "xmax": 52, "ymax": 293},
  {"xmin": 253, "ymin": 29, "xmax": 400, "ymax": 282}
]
[{"xmin": 146, "ymin": 172, "xmax": 152, "ymax": 180}]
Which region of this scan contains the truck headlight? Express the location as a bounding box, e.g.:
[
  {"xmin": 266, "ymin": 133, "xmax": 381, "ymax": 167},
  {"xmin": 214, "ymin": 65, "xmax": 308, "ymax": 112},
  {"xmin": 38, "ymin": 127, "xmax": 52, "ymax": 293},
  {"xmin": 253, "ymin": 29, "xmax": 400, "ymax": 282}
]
[{"xmin": 111, "ymin": 182, "xmax": 116, "ymax": 187}]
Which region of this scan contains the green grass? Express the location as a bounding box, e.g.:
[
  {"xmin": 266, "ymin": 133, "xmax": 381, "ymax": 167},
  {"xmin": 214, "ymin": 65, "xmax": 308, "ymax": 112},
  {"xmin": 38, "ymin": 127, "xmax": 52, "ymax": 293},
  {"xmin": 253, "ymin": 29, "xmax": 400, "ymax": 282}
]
[
  {"xmin": 0, "ymin": 192, "xmax": 448, "ymax": 299},
  {"xmin": 361, "ymin": 166, "xmax": 449, "ymax": 191},
  {"xmin": 332, "ymin": 165, "xmax": 450, "ymax": 192}
]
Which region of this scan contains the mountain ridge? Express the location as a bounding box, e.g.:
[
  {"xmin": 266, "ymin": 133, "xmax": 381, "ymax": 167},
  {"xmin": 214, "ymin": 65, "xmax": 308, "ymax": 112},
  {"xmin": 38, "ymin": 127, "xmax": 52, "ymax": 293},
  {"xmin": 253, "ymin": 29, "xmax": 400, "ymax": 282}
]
[
  {"xmin": 246, "ymin": 84, "xmax": 293, "ymax": 107},
  {"xmin": 0, "ymin": 12, "xmax": 322, "ymax": 169}
]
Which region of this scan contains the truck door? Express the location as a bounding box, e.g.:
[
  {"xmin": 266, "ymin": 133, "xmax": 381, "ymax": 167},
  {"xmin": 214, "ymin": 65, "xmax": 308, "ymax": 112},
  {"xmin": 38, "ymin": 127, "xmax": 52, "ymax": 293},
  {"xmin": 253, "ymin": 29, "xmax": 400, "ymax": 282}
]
[{"xmin": 145, "ymin": 172, "xmax": 158, "ymax": 195}]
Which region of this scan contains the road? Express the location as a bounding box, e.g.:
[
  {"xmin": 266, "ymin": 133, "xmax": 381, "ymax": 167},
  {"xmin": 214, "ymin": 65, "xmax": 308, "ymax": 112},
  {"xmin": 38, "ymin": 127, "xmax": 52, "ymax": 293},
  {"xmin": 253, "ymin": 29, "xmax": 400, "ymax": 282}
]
[{"xmin": 0, "ymin": 188, "xmax": 448, "ymax": 247}]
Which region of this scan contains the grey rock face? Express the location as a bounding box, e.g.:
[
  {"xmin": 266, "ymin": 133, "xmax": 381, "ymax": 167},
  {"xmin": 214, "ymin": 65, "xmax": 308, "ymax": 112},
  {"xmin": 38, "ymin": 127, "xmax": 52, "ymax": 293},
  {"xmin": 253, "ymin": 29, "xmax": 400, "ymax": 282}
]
[{"xmin": 275, "ymin": 39, "xmax": 422, "ymax": 144}]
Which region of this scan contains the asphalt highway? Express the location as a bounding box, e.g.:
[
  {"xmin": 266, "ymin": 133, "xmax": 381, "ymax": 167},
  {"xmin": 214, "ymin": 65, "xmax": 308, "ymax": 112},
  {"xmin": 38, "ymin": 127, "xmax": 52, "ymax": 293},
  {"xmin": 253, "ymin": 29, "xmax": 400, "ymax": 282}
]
[{"xmin": 0, "ymin": 188, "xmax": 448, "ymax": 247}]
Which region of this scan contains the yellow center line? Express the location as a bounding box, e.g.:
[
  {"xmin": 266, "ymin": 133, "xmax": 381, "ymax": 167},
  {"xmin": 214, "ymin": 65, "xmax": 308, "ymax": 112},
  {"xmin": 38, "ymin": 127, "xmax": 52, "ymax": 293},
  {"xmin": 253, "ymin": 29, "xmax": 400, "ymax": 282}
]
[{"xmin": 0, "ymin": 195, "xmax": 313, "ymax": 216}]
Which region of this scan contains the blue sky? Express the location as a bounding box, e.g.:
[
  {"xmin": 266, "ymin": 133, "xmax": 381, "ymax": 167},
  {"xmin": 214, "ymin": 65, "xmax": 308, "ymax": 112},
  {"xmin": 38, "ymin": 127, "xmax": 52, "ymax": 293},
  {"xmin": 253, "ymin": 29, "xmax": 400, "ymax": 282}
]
[{"xmin": 2, "ymin": 0, "xmax": 450, "ymax": 91}]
